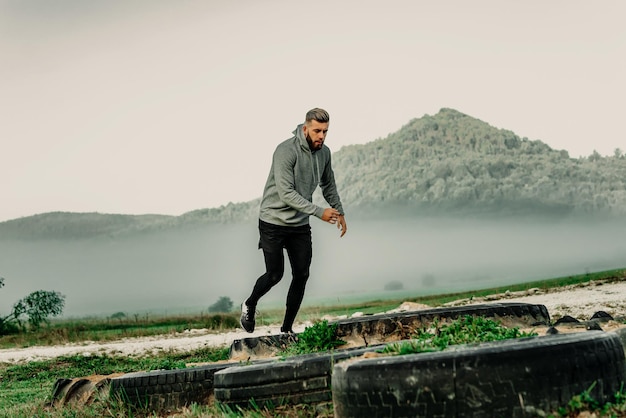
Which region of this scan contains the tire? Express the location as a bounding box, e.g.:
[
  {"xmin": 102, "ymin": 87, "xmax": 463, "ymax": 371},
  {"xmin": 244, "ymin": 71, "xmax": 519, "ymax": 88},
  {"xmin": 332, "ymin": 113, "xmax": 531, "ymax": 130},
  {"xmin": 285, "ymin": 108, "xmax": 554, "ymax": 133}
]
[
  {"xmin": 214, "ymin": 344, "xmax": 387, "ymax": 408},
  {"xmin": 332, "ymin": 331, "xmax": 626, "ymax": 418},
  {"xmin": 229, "ymin": 303, "xmax": 551, "ymax": 359},
  {"xmin": 50, "ymin": 378, "xmax": 73, "ymax": 406},
  {"xmin": 337, "ymin": 302, "xmax": 550, "ymax": 331},
  {"xmin": 108, "ymin": 360, "xmax": 271, "ymax": 412},
  {"xmin": 50, "ymin": 376, "xmax": 114, "ymax": 406},
  {"xmin": 332, "ymin": 302, "xmax": 550, "ymax": 349}
]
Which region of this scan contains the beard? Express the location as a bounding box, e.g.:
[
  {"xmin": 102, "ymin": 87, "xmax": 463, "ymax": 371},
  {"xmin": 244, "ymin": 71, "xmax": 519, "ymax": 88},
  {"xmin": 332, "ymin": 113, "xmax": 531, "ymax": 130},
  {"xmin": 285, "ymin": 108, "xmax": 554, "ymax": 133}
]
[{"xmin": 305, "ymin": 133, "xmax": 323, "ymax": 151}]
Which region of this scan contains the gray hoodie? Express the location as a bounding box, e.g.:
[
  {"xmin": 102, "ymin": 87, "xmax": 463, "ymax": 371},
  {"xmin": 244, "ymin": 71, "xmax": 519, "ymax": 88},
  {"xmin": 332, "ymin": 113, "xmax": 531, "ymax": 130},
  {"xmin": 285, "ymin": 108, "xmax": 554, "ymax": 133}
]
[{"xmin": 259, "ymin": 124, "xmax": 344, "ymax": 227}]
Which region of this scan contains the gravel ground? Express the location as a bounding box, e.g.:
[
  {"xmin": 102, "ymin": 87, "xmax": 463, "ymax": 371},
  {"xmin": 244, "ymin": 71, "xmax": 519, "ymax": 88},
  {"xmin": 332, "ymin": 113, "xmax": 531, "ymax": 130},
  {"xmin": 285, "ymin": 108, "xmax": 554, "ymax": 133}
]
[{"xmin": 447, "ymin": 279, "xmax": 626, "ymax": 321}]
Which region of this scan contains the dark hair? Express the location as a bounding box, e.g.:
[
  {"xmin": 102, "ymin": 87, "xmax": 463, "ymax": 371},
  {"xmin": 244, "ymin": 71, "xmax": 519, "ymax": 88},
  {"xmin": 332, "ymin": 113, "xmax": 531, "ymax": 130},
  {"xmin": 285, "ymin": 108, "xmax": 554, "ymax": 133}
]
[{"xmin": 305, "ymin": 108, "xmax": 330, "ymax": 123}]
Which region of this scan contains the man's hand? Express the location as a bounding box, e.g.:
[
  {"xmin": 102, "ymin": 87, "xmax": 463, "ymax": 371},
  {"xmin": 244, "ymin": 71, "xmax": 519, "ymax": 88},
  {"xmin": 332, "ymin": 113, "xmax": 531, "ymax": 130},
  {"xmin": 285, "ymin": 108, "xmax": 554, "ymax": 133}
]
[
  {"xmin": 322, "ymin": 208, "xmax": 347, "ymax": 237},
  {"xmin": 336, "ymin": 214, "xmax": 347, "ymax": 237}
]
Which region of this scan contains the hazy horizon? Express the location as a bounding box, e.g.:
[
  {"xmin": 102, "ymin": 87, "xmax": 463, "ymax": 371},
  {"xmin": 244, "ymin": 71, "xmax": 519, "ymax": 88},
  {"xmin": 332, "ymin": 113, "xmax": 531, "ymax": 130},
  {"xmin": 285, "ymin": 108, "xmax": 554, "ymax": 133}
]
[{"xmin": 1, "ymin": 216, "xmax": 624, "ymax": 318}]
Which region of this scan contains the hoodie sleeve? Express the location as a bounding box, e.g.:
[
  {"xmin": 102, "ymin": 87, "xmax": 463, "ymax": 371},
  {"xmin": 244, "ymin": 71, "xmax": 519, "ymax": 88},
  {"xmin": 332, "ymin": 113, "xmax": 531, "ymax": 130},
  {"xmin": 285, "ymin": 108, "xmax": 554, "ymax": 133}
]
[
  {"xmin": 273, "ymin": 144, "xmax": 325, "ymax": 218},
  {"xmin": 319, "ymin": 151, "xmax": 345, "ymax": 215}
]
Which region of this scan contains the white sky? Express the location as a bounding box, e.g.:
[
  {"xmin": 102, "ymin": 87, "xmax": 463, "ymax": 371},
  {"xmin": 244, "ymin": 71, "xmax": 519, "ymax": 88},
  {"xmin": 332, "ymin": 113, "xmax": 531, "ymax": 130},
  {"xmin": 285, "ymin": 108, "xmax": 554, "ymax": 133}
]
[{"xmin": 1, "ymin": 0, "xmax": 624, "ymax": 223}]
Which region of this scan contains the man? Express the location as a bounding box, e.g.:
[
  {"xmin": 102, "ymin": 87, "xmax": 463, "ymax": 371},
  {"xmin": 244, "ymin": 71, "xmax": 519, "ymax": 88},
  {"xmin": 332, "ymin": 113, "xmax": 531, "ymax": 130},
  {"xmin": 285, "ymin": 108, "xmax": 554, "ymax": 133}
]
[{"xmin": 240, "ymin": 108, "xmax": 347, "ymax": 334}]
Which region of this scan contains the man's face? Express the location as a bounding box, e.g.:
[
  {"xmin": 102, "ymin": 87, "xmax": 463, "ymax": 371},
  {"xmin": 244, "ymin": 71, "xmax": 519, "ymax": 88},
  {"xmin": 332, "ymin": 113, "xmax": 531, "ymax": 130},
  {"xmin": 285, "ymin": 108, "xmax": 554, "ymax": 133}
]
[{"xmin": 303, "ymin": 120, "xmax": 329, "ymax": 151}]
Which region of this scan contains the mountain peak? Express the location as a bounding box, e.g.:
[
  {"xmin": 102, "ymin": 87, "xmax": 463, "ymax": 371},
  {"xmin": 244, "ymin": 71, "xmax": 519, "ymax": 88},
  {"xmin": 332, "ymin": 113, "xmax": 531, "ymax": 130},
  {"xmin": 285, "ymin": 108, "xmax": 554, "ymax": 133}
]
[{"xmin": 434, "ymin": 108, "xmax": 469, "ymax": 119}]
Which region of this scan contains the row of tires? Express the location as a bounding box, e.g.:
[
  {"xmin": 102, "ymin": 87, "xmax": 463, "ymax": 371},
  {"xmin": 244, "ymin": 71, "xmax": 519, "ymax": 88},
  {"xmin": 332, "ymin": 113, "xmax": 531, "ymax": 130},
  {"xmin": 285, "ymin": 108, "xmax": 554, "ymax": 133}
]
[
  {"xmin": 214, "ymin": 331, "xmax": 626, "ymax": 417},
  {"xmin": 86, "ymin": 303, "xmax": 624, "ymax": 416}
]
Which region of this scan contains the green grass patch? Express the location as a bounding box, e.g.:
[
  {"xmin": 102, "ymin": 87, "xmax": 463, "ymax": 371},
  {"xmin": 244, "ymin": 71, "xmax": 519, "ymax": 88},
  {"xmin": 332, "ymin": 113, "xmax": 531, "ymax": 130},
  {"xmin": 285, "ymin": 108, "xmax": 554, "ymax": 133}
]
[
  {"xmin": 550, "ymin": 382, "xmax": 626, "ymax": 417},
  {"xmin": 279, "ymin": 320, "xmax": 346, "ymax": 356},
  {"xmin": 382, "ymin": 315, "xmax": 538, "ymax": 355}
]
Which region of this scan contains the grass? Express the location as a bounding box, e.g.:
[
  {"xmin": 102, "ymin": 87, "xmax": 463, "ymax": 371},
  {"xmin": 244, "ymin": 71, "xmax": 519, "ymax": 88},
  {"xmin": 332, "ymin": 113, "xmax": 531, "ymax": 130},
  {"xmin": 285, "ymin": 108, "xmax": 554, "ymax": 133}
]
[
  {"xmin": 1, "ymin": 267, "xmax": 625, "ymax": 417},
  {"xmin": 382, "ymin": 315, "xmax": 538, "ymax": 355},
  {"xmin": 0, "ymin": 313, "xmax": 239, "ymax": 349},
  {"xmin": 550, "ymin": 382, "xmax": 626, "ymax": 417},
  {"xmin": 278, "ymin": 320, "xmax": 346, "ymax": 357}
]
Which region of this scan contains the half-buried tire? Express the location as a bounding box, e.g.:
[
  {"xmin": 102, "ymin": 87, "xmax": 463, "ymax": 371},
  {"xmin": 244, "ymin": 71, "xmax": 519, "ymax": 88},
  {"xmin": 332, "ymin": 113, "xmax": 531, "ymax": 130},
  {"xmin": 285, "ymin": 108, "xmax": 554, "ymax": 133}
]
[
  {"xmin": 109, "ymin": 362, "xmax": 241, "ymax": 412},
  {"xmin": 332, "ymin": 331, "xmax": 626, "ymax": 418},
  {"xmin": 214, "ymin": 344, "xmax": 386, "ymax": 409}
]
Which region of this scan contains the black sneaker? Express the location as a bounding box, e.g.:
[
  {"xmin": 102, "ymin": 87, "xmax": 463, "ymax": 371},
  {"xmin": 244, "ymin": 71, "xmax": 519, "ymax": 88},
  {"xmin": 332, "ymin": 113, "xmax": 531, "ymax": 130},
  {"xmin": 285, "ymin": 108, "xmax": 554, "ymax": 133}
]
[
  {"xmin": 240, "ymin": 303, "xmax": 255, "ymax": 333},
  {"xmin": 280, "ymin": 327, "xmax": 298, "ymax": 342}
]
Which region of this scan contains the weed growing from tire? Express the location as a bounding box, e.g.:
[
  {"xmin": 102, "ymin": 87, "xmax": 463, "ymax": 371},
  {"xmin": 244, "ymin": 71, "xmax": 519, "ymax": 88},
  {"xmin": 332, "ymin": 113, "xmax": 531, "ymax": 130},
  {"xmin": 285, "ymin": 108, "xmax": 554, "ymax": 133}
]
[
  {"xmin": 382, "ymin": 315, "xmax": 538, "ymax": 355},
  {"xmin": 551, "ymin": 382, "xmax": 626, "ymax": 417},
  {"xmin": 217, "ymin": 400, "xmax": 331, "ymax": 418},
  {"xmin": 279, "ymin": 320, "xmax": 346, "ymax": 356}
]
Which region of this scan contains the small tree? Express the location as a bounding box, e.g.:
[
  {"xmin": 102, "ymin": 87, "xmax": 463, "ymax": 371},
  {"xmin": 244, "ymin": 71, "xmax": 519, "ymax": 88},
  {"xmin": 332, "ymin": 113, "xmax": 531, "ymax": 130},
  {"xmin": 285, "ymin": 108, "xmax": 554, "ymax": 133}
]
[
  {"xmin": 0, "ymin": 277, "xmax": 14, "ymax": 334},
  {"xmin": 384, "ymin": 280, "xmax": 404, "ymax": 291},
  {"xmin": 2, "ymin": 290, "xmax": 66, "ymax": 332},
  {"xmin": 208, "ymin": 296, "xmax": 234, "ymax": 313},
  {"xmin": 110, "ymin": 312, "xmax": 127, "ymax": 323}
]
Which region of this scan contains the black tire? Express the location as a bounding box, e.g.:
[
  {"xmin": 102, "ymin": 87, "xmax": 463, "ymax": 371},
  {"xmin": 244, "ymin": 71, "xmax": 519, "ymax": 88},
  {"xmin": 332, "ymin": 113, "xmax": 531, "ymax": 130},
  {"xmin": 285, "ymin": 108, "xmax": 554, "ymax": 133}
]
[
  {"xmin": 332, "ymin": 331, "xmax": 626, "ymax": 418},
  {"xmin": 108, "ymin": 361, "xmax": 272, "ymax": 412},
  {"xmin": 50, "ymin": 376, "xmax": 112, "ymax": 406},
  {"xmin": 50, "ymin": 378, "xmax": 73, "ymax": 406},
  {"xmin": 214, "ymin": 344, "xmax": 387, "ymax": 408},
  {"xmin": 229, "ymin": 303, "xmax": 551, "ymax": 359},
  {"xmin": 333, "ymin": 302, "xmax": 550, "ymax": 345}
]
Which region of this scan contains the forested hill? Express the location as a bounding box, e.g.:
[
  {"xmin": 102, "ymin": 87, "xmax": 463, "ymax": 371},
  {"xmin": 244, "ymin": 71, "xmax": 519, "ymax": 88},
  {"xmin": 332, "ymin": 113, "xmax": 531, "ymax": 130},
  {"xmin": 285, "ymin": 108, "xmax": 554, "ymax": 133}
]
[
  {"xmin": 2, "ymin": 108, "xmax": 625, "ymax": 239},
  {"xmin": 332, "ymin": 108, "xmax": 626, "ymax": 217}
]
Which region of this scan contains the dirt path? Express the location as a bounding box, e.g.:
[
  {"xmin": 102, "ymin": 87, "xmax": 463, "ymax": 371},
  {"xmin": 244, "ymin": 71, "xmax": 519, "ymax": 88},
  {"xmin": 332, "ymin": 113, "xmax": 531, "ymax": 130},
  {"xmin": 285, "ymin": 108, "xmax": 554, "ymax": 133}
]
[
  {"xmin": 2, "ymin": 279, "xmax": 625, "ymax": 364},
  {"xmin": 0, "ymin": 323, "xmax": 307, "ymax": 364},
  {"xmin": 446, "ymin": 279, "xmax": 626, "ymax": 321}
]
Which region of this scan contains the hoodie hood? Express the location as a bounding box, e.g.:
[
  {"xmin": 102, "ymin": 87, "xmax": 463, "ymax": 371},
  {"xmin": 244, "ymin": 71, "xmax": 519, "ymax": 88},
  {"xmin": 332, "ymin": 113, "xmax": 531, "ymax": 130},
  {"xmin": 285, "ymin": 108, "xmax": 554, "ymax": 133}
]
[
  {"xmin": 293, "ymin": 123, "xmax": 310, "ymax": 152},
  {"xmin": 294, "ymin": 123, "xmax": 322, "ymax": 154}
]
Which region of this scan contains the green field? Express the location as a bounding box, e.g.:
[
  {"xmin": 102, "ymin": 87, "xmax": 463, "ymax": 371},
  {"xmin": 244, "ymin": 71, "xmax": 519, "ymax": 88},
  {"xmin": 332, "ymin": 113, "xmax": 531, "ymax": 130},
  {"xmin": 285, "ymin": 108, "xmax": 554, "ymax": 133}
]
[{"xmin": 1, "ymin": 267, "xmax": 625, "ymax": 417}]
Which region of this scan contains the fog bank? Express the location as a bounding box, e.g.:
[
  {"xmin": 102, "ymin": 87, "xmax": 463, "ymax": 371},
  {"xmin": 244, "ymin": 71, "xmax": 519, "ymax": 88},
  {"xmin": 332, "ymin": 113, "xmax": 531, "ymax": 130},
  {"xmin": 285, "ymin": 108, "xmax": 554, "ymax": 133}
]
[{"xmin": 1, "ymin": 217, "xmax": 624, "ymax": 317}]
